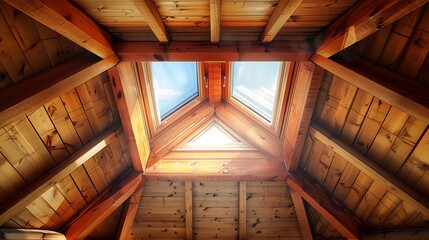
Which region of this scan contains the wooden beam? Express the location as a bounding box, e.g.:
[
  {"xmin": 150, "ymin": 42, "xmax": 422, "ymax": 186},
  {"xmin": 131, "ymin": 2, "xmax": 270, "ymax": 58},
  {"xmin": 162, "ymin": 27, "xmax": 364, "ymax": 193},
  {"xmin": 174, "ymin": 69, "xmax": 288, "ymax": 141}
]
[
  {"xmin": 310, "ymin": 123, "xmax": 429, "ymax": 217},
  {"xmin": 3, "ymin": 0, "xmax": 114, "ymax": 58},
  {"xmin": 114, "ymin": 41, "xmax": 313, "ymax": 62},
  {"xmin": 239, "ymin": 182, "xmax": 246, "ymax": 240},
  {"xmin": 289, "ymin": 188, "xmax": 313, "ymax": 240},
  {"xmin": 185, "ymin": 182, "xmax": 193, "ymax": 240},
  {"xmin": 312, "ymin": 52, "xmax": 429, "ymax": 124},
  {"xmin": 65, "ymin": 170, "xmax": 143, "ymax": 240},
  {"xmin": 108, "ymin": 63, "xmax": 151, "ymax": 172},
  {"xmin": 363, "ymin": 229, "xmax": 429, "ymax": 240},
  {"xmin": 260, "ymin": 0, "xmax": 302, "ymax": 43},
  {"xmin": 210, "ymin": 0, "xmax": 221, "ymax": 43},
  {"xmin": 0, "ymin": 53, "xmax": 118, "ymax": 128},
  {"xmin": 282, "ymin": 62, "xmax": 323, "ymax": 172},
  {"xmin": 286, "ymin": 170, "xmax": 360, "ymax": 240},
  {"xmin": 313, "ymin": 0, "xmax": 427, "ymax": 57},
  {"xmin": 134, "ymin": 0, "xmax": 169, "ymax": 43},
  {"xmin": 0, "ymin": 122, "xmax": 121, "ymax": 226},
  {"xmin": 208, "ymin": 62, "xmax": 222, "ymax": 107},
  {"xmin": 115, "ymin": 187, "xmax": 143, "ymax": 240}
]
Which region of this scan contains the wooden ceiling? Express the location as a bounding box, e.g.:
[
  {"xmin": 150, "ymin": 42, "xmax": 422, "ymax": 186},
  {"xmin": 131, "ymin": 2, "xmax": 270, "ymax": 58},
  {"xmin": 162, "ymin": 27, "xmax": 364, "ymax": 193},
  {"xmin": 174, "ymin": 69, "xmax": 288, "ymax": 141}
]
[{"xmin": 0, "ymin": 0, "xmax": 429, "ymax": 239}]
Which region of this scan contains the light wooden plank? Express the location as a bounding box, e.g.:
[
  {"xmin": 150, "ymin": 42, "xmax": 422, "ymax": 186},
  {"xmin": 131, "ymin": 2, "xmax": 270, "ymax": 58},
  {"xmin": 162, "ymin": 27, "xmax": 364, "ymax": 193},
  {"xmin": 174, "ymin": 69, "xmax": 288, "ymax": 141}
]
[
  {"xmin": 116, "ymin": 187, "xmax": 143, "ymax": 240},
  {"xmin": 261, "ymin": 0, "xmax": 303, "ymax": 43},
  {"xmin": 314, "ymin": 0, "xmax": 428, "ymax": 57},
  {"xmin": 289, "ymin": 188, "xmax": 313, "ymax": 239},
  {"xmin": 0, "ymin": 122, "xmax": 121, "ymax": 226},
  {"xmin": 0, "ymin": 53, "xmax": 119, "ymax": 128},
  {"xmin": 239, "ymin": 182, "xmax": 246, "ymax": 240},
  {"xmin": 310, "ymin": 123, "xmax": 429, "ymax": 218},
  {"xmin": 287, "ymin": 170, "xmax": 360, "ymax": 239},
  {"xmin": 185, "ymin": 182, "xmax": 193, "ymax": 240},
  {"xmin": 65, "ymin": 170, "xmax": 143, "ymax": 240},
  {"xmin": 108, "ymin": 63, "xmax": 150, "ymax": 172},
  {"xmin": 134, "ymin": 0, "xmax": 169, "ymax": 43},
  {"xmin": 3, "ymin": 0, "xmax": 114, "ymax": 58},
  {"xmin": 210, "ymin": 0, "xmax": 221, "ymax": 43},
  {"xmin": 312, "ymin": 52, "xmax": 429, "ymax": 124}
]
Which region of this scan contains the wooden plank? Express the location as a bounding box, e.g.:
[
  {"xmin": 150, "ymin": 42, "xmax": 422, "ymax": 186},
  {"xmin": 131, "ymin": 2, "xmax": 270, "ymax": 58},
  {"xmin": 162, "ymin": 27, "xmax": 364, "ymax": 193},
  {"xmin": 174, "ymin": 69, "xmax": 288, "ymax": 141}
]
[
  {"xmin": 65, "ymin": 170, "xmax": 143, "ymax": 240},
  {"xmin": 312, "ymin": 52, "xmax": 429, "ymax": 124},
  {"xmin": 208, "ymin": 62, "xmax": 222, "ymax": 107},
  {"xmin": 0, "ymin": 53, "xmax": 119, "ymax": 128},
  {"xmin": 134, "ymin": 0, "xmax": 169, "ymax": 43},
  {"xmin": 116, "ymin": 187, "xmax": 143, "ymax": 240},
  {"xmin": 185, "ymin": 182, "xmax": 193, "ymax": 240},
  {"xmin": 289, "ymin": 188, "xmax": 313, "ymax": 240},
  {"xmin": 3, "ymin": 0, "xmax": 114, "ymax": 58},
  {"xmin": 0, "ymin": 122, "xmax": 121, "ymax": 226},
  {"xmin": 210, "ymin": 0, "xmax": 221, "ymax": 43},
  {"xmin": 314, "ymin": 0, "xmax": 428, "ymax": 57},
  {"xmin": 260, "ymin": 0, "xmax": 303, "ymax": 43},
  {"xmin": 115, "ymin": 41, "xmax": 313, "ymax": 62},
  {"xmin": 287, "ymin": 170, "xmax": 360, "ymax": 239},
  {"xmin": 363, "ymin": 228, "xmax": 429, "ymax": 239},
  {"xmin": 310, "ymin": 123, "xmax": 429, "ymax": 217},
  {"xmin": 108, "ymin": 63, "xmax": 150, "ymax": 172},
  {"xmin": 239, "ymin": 182, "xmax": 246, "ymax": 240}
]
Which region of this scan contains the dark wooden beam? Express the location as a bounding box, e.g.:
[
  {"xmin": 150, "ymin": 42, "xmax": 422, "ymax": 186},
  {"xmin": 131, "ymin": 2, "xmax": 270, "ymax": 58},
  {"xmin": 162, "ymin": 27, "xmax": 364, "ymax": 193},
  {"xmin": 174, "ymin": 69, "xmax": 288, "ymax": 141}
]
[
  {"xmin": 108, "ymin": 63, "xmax": 151, "ymax": 172},
  {"xmin": 134, "ymin": 0, "xmax": 169, "ymax": 43},
  {"xmin": 260, "ymin": 0, "xmax": 302, "ymax": 43},
  {"xmin": 210, "ymin": 0, "xmax": 221, "ymax": 44},
  {"xmin": 0, "ymin": 122, "xmax": 121, "ymax": 226},
  {"xmin": 65, "ymin": 170, "xmax": 143, "ymax": 240},
  {"xmin": 3, "ymin": 0, "xmax": 115, "ymax": 58},
  {"xmin": 310, "ymin": 123, "xmax": 429, "ymax": 217},
  {"xmin": 208, "ymin": 62, "xmax": 222, "ymax": 107},
  {"xmin": 286, "ymin": 170, "xmax": 361, "ymax": 240},
  {"xmin": 312, "ymin": 52, "xmax": 429, "ymax": 124},
  {"xmin": 363, "ymin": 228, "xmax": 429, "ymax": 240},
  {"xmin": 0, "ymin": 53, "xmax": 119, "ymax": 128},
  {"xmin": 114, "ymin": 41, "xmax": 313, "ymax": 62},
  {"xmin": 115, "ymin": 187, "xmax": 143, "ymax": 240},
  {"xmin": 314, "ymin": 0, "xmax": 427, "ymax": 57},
  {"xmin": 282, "ymin": 62, "xmax": 323, "ymax": 171}
]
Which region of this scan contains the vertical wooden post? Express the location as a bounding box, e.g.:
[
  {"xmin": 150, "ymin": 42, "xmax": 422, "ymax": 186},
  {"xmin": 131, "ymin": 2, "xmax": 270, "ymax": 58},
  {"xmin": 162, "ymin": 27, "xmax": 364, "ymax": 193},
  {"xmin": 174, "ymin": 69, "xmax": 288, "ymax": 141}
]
[
  {"xmin": 239, "ymin": 182, "xmax": 247, "ymax": 240},
  {"xmin": 185, "ymin": 182, "xmax": 193, "ymax": 240},
  {"xmin": 208, "ymin": 62, "xmax": 222, "ymax": 107}
]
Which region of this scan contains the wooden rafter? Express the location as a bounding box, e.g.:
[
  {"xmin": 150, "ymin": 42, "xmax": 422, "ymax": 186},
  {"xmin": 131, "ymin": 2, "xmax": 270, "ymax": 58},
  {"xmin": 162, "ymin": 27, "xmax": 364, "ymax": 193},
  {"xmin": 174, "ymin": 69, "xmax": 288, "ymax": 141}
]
[
  {"xmin": 0, "ymin": 53, "xmax": 118, "ymax": 128},
  {"xmin": 289, "ymin": 188, "xmax": 313, "ymax": 240},
  {"xmin": 65, "ymin": 170, "xmax": 143, "ymax": 240},
  {"xmin": 115, "ymin": 187, "xmax": 143, "ymax": 240},
  {"xmin": 286, "ymin": 170, "xmax": 360, "ymax": 240},
  {"xmin": 282, "ymin": 62, "xmax": 322, "ymax": 172},
  {"xmin": 210, "ymin": 0, "xmax": 221, "ymax": 43},
  {"xmin": 114, "ymin": 41, "xmax": 313, "ymax": 62},
  {"xmin": 0, "ymin": 122, "xmax": 121, "ymax": 226},
  {"xmin": 313, "ymin": 0, "xmax": 428, "ymax": 57},
  {"xmin": 239, "ymin": 182, "xmax": 246, "ymax": 240},
  {"xmin": 108, "ymin": 63, "xmax": 151, "ymax": 172},
  {"xmin": 208, "ymin": 62, "xmax": 222, "ymax": 107},
  {"xmin": 134, "ymin": 0, "xmax": 169, "ymax": 43},
  {"xmin": 3, "ymin": 0, "xmax": 114, "ymax": 58},
  {"xmin": 310, "ymin": 123, "xmax": 429, "ymax": 217},
  {"xmin": 185, "ymin": 182, "xmax": 193, "ymax": 240},
  {"xmin": 261, "ymin": 0, "xmax": 302, "ymax": 43}
]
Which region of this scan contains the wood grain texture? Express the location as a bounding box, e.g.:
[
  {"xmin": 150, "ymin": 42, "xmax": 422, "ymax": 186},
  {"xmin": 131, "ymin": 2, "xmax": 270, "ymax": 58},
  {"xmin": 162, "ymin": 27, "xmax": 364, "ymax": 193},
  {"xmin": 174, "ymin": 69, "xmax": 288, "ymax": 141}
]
[
  {"xmin": 134, "ymin": 0, "xmax": 169, "ymax": 42},
  {"xmin": 185, "ymin": 182, "xmax": 193, "ymax": 240},
  {"xmin": 210, "ymin": 0, "xmax": 221, "ymax": 43},
  {"xmin": 116, "ymin": 187, "xmax": 143, "ymax": 240},
  {"xmin": 289, "ymin": 188, "xmax": 313, "ymax": 240}
]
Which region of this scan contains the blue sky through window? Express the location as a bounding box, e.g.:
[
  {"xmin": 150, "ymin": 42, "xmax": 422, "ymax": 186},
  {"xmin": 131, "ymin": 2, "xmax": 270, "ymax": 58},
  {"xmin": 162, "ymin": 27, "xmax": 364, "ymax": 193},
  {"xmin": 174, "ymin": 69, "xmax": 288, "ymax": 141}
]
[
  {"xmin": 232, "ymin": 61, "xmax": 282, "ymax": 122},
  {"xmin": 150, "ymin": 62, "xmax": 199, "ymax": 120}
]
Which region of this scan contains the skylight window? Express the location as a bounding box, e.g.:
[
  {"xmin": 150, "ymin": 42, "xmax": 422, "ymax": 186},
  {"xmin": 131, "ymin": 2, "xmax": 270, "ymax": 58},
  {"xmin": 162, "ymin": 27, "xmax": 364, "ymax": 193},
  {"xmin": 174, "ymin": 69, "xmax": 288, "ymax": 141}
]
[
  {"xmin": 231, "ymin": 61, "xmax": 282, "ymax": 123},
  {"xmin": 150, "ymin": 62, "xmax": 199, "ymax": 120}
]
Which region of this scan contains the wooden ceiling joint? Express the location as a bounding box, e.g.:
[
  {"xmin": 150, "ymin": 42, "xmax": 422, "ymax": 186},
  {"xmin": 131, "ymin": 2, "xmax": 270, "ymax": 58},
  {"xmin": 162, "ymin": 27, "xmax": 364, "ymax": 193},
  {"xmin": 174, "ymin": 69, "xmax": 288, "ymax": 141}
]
[
  {"xmin": 290, "ymin": 188, "xmax": 313, "ymax": 239},
  {"xmin": 134, "ymin": 0, "xmax": 169, "ymax": 43},
  {"xmin": 2, "ymin": 0, "xmax": 115, "ymax": 58},
  {"xmin": 65, "ymin": 169, "xmax": 144, "ymax": 239},
  {"xmin": 210, "ymin": 0, "xmax": 222, "ymax": 44},
  {"xmin": 0, "ymin": 53, "xmax": 119, "ymax": 128},
  {"xmin": 314, "ymin": 0, "xmax": 428, "ymax": 57},
  {"xmin": 0, "ymin": 122, "xmax": 122, "ymax": 226},
  {"xmin": 115, "ymin": 187, "xmax": 144, "ymax": 240},
  {"xmin": 310, "ymin": 123, "xmax": 429, "ymax": 217},
  {"xmin": 261, "ymin": 0, "xmax": 303, "ymax": 43},
  {"xmin": 286, "ymin": 170, "xmax": 361, "ymax": 239}
]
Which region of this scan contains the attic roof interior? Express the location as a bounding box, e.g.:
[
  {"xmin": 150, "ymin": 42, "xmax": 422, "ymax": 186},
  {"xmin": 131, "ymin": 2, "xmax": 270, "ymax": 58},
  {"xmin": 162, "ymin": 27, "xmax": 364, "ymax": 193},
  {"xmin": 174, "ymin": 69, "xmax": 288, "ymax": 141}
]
[{"xmin": 0, "ymin": 0, "xmax": 429, "ymax": 239}]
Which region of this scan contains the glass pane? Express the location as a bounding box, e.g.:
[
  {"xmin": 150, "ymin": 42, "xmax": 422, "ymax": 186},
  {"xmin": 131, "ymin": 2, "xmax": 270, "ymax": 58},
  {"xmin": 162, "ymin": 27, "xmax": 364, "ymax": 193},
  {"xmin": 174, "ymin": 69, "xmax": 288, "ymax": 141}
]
[
  {"xmin": 232, "ymin": 61, "xmax": 282, "ymax": 122},
  {"xmin": 150, "ymin": 62, "xmax": 199, "ymax": 120}
]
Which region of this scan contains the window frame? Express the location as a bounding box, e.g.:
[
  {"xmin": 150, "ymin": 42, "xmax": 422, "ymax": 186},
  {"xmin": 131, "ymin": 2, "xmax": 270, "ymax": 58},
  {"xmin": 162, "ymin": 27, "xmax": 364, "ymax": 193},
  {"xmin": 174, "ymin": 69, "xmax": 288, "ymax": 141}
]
[
  {"xmin": 226, "ymin": 61, "xmax": 293, "ymax": 136},
  {"xmin": 138, "ymin": 61, "xmax": 206, "ymax": 138}
]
